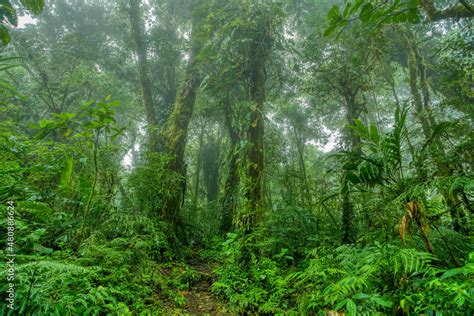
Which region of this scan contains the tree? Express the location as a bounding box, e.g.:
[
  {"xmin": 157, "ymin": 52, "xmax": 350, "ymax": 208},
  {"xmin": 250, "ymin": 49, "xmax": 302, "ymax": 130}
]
[
  {"xmin": 304, "ymin": 32, "xmax": 375, "ymax": 243},
  {"xmin": 160, "ymin": 1, "xmax": 208, "ymax": 232},
  {"xmin": 125, "ymin": 0, "xmax": 159, "ymax": 151}
]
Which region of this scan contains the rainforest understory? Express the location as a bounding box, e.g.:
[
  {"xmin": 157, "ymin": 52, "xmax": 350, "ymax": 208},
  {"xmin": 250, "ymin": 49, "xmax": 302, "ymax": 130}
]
[{"xmin": 0, "ymin": 0, "xmax": 473, "ymax": 315}]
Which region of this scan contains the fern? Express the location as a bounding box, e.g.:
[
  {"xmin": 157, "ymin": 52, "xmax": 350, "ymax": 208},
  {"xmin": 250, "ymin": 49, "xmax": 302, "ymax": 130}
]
[{"xmin": 293, "ymin": 242, "xmax": 439, "ymax": 313}]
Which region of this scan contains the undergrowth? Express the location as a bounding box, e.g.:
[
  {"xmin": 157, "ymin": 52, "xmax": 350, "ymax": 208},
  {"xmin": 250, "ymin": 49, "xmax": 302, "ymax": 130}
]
[{"xmin": 211, "ymin": 211, "xmax": 473, "ymax": 315}]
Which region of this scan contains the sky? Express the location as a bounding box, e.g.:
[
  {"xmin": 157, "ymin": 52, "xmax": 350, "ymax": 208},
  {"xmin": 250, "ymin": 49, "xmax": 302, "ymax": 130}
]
[{"xmin": 18, "ymin": 14, "xmax": 37, "ymax": 28}]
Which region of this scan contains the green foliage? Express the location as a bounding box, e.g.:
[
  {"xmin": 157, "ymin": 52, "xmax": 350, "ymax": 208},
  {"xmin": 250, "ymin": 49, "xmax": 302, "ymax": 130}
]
[
  {"xmin": 0, "ymin": 0, "xmax": 472, "ymax": 314},
  {"xmin": 340, "ymin": 106, "xmax": 408, "ymax": 188},
  {"xmin": 212, "ymin": 232, "xmax": 293, "ymax": 313},
  {"xmin": 59, "ymin": 153, "xmax": 74, "ymax": 191},
  {"xmin": 325, "ymin": 0, "xmax": 421, "ymax": 36},
  {"xmin": 128, "ymin": 152, "xmax": 183, "ymax": 218},
  {"xmin": 214, "ymin": 236, "xmax": 473, "ymax": 314},
  {"xmin": 293, "ymin": 243, "xmax": 436, "ymax": 312},
  {"xmin": 20, "ymin": 0, "xmax": 44, "ymax": 15},
  {"xmin": 0, "ymin": 0, "xmax": 44, "ymax": 45},
  {"xmin": 0, "ymin": 193, "xmax": 195, "ymax": 314},
  {"xmin": 256, "ymin": 206, "xmax": 319, "ymax": 261},
  {"xmin": 0, "ymin": 93, "xmax": 188, "ymax": 314}
]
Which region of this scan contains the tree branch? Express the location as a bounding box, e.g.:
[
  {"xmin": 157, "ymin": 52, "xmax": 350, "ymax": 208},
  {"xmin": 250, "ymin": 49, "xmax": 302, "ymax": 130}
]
[{"xmin": 420, "ymin": 0, "xmax": 473, "ymax": 21}]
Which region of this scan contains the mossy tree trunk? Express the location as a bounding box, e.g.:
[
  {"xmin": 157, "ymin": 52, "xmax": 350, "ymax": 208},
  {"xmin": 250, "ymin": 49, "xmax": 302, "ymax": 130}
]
[
  {"xmin": 341, "ymin": 83, "xmax": 362, "ymax": 244},
  {"xmin": 127, "ymin": 0, "xmax": 159, "ymax": 152},
  {"xmin": 193, "ymin": 122, "xmax": 205, "ymax": 206},
  {"xmin": 420, "ymin": 0, "xmax": 474, "ymax": 22},
  {"xmin": 293, "ymin": 126, "xmax": 312, "ymax": 209},
  {"xmin": 161, "ymin": 23, "xmax": 204, "ymax": 233},
  {"xmin": 202, "ymin": 135, "xmax": 220, "ymax": 204},
  {"xmin": 402, "ymin": 29, "xmax": 468, "ymax": 234},
  {"xmin": 220, "ymin": 97, "xmax": 240, "ymax": 234},
  {"xmin": 238, "ymin": 21, "xmax": 273, "ymax": 236}
]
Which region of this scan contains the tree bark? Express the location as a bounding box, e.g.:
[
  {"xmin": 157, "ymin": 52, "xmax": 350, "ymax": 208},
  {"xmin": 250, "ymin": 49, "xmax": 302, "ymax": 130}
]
[
  {"xmin": 341, "ymin": 88, "xmax": 362, "ymax": 244},
  {"xmin": 193, "ymin": 122, "xmax": 205, "ymax": 205},
  {"xmin": 239, "ymin": 27, "xmax": 272, "ymax": 234},
  {"xmin": 127, "ymin": 0, "xmax": 159, "ymax": 151},
  {"xmin": 220, "ymin": 97, "xmax": 240, "ymax": 233},
  {"xmin": 240, "ymin": 76, "xmax": 266, "ymax": 234},
  {"xmin": 203, "ymin": 136, "xmax": 220, "ymax": 203},
  {"xmin": 402, "ymin": 32, "xmax": 432, "ymax": 140},
  {"xmin": 420, "ymin": 0, "xmax": 473, "ymax": 21},
  {"xmin": 401, "ymin": 29, "xmax": 468, "ymax": 234},
  {"xmin": 293, "ymin": 127, "xmax": 312, "ymax": 209},
  {"xmin": 161, "ymin": 22, "xmax": 204, "ymax": 232},
  {"xmin": 154, "ymin": 9, "xmax": 180, "ymax": 126},
  {"xmin": 341, "ymin": 188, "xmax": 354, "ymax": 244}
]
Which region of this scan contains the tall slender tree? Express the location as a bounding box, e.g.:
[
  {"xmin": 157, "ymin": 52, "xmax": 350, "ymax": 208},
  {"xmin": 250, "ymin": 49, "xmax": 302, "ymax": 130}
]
[
  {"xmin": 161, "ymin": 3, "xmax": 207, "ymax": 232},
  {"xmin": 126, "ymin": 0, "xmax": 159, "ymax": 151}
]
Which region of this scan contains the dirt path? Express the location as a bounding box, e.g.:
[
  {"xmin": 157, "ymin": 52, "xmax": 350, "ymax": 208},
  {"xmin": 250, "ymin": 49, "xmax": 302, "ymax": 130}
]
[{"xmin": 183, "ymin": 256, "xmax": 225, "ymax": 315}]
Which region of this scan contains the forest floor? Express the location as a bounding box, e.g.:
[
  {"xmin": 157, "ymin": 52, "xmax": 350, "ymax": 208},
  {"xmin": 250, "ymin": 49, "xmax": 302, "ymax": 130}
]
[{"xmin": 182, "ymin": 251, "xmax": 228, "ymax": 315}]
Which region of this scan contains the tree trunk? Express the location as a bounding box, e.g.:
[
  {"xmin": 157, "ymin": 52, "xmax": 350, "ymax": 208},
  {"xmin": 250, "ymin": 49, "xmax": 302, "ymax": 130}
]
[
  {"xmin": 220, "ymin": 97, "xmax": 240, "ymax": 233},
  {"xmin": 402, "ymin": 29, "xmax": 468, "ymax": 234},
  {"xmin": 341, "ymin": 85, "xmax": 362, "ymax": 244},
  {"xmin": 420, "ymin": 0, "xmax": 474, "ymax": 22},
  {"xmin": 203, "ymin": 136, "xmax": 220, "ymax": 203},
  {"xmin": 240, "ymin": 78, "xmax": 266, "ymax": 234},
  {"xmin": 220, "ymin": 149, "xmax": 239, "ymax": 233},
  {"xmin": 293, "ymin": 127, "xmax": 312, "ymax": 209},
  {"xmin": 233, "ymin": 12, "xmax": 274, "ymax": 237},
  {"xmin": 239, "ymin": 41, "xmax": 270, "ymax": 234},
  {"xmin": 127, "ymin": 0, "xmax": 159, "ymax": 151},
  {"xmin": 403, "ymin": 32, "xmax": 432, "ymax": 140},
  {"xmin": 341, "ymin": 188, "xmax": 354, "ymax": 244},
  {"xmin": 220, "ymin": 96, "xmax": 240, "ymax": 234},
  {"xmin": 155, "ymin": 10, "xmax": 179, "ymax": 126},
  {"xmin": 193, "ymin": 122, "xmax": 205, "ymax": 206},
  {"xmin": 161, "ymin": 23, "xmax": 204, "ymax": 232}
]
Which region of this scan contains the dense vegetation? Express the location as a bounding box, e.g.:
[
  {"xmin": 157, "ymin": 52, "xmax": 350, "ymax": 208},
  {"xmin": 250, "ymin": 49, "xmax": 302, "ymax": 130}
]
[{"xmin": 0, "ymin": 0, "xmax": 472, "ymax": 314}]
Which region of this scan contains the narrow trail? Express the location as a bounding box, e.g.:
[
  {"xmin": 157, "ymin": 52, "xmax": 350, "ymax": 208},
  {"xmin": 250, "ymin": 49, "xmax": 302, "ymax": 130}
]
[{"xmin": 183, "ymin": 254, "xmax": 225, "ymax": 315}]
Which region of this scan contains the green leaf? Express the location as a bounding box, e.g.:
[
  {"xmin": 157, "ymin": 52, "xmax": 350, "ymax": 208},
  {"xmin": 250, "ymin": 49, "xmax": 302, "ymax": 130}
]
[
  {"xmin": 325, "ymin": 5, "xmax": 343, "ymax": 37},
  {"xmin": 334, "ymin": 299, "xmax": 347, "ymax": 311},
  {"xmin": 38, "ymin": 119, "xmax": 50, "ymax": 128},
  {"xmin": 33, "ymin": 243, "xmax": 53, "ymax": 254},
  {"xmin": 0, "ymin": 2, "xmax": 17, "ymax": 26},
  {"xmin": 0, "ymin": 25, "xmax": 11, "ymax": 46},
  {"xmin": 350, "ymin": 119, "xmax": 369, "ymax": 138},
  {"xmin": 51, "ymin": 112, "xmax": 76, "ymax": 120},
  {"xmin": 109, "ymin": 100, "xmax": 120, "ymax": 107},
  {"xmin": 391, "ymin": 12, "xmax": 408, "ymax": 23},
  {"xmin": 0, "ymin": 63, "xmax": 19, "ymax": 71},
  {"xmin": 346, "ymin": 171, "xmax": 360, "ymax": 185},
  {"xmin": 359, "ymin": 3, "xmax": 374, "ymax": 23},
  {"xmin": 353, "ymin": 292, "xmax": 371, "ymax": 300},
  {"xmin": 348, "ymin": 0, "xmax": 365, "ymax": 16},
  {"xmin": 372, "ymin": 297, "xmax": 393, "ymax": 307},
  {"xmin": 327, "ymin": 5, "xmax": 341, "ymax": 21},
  {"xmin": 346, "ymin": 299, "xmax": 357, "ymax": 316},
  {"xmin": 196, "ymin": 45, "xmax": 213, "ymax": 61},
  {"xmin": 324, "ymin": 23, "xmax": 338, "ymax": 37},
  {"xmin": 29, "ymin": 228, "xmax": 46, "ymax": 241},
  {"xmin": 406, "ymin": 8, "xmax": 420, "ymax": 23},
  {"xmin": 441, "ymin": 263, "xmax": 474, "ymax": 279},
  {"xmin": 20, "ymin": 0, "xmax": 44, "ymax": 15},
  {"xmin": 59, "ymin": 153, "xmax": 74, "ymax": 190},
  {"xmin": 369, "ymin": 124, "xmax": 380, "ymax": 143}
]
